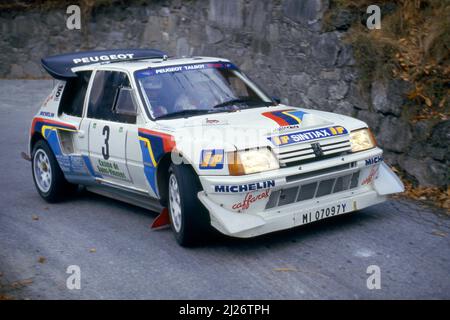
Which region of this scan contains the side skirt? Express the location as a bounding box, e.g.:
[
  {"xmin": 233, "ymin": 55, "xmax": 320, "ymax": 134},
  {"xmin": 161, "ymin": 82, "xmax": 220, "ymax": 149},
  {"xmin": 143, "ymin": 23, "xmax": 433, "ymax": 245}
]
[{"xmin": 86, "ymin": 184, "xmax": 163, "ymax": 213}]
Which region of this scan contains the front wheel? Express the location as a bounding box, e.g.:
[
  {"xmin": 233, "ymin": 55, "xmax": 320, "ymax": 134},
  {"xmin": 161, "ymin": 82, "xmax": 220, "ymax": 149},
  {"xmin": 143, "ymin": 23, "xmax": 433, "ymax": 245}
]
[
  {"xmin": 168, "ymin": 164, "xmax": 211, "ymax": 246},
  {"xmin": 32, "ymin": 139, "xmax": 77, "ymax": 202}
]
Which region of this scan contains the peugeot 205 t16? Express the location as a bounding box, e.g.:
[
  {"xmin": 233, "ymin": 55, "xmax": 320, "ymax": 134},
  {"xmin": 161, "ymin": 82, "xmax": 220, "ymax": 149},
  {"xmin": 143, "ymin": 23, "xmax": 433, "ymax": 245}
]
[{"xmin": 28, "ymin": 49, "xmax": 404, "ymax": 246}]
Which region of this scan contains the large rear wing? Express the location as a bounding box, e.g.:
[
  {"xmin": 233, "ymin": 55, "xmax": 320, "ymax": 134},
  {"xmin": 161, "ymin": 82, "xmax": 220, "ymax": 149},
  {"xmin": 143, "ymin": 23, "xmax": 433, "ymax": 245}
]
[{"xmin": 41, "ymin": 49, "xmax": 167, "ymax": 80}]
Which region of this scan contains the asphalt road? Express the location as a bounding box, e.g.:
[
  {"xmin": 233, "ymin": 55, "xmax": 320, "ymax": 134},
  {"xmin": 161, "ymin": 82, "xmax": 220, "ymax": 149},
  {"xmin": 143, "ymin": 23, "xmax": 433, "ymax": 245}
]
[{"xmin": 0, "ymin": 80, "xmax": 449, "ymax": 299}]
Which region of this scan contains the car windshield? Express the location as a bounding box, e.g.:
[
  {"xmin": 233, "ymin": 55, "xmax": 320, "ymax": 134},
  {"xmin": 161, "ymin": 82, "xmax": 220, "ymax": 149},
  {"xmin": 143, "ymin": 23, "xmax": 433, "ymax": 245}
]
[{"xmin": 134, "ymin": 62, "xmax": 273, "ymax": 119}]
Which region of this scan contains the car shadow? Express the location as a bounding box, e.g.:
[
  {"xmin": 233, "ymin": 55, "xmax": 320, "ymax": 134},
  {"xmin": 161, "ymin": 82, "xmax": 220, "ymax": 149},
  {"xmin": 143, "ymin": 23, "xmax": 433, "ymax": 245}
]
[
  {"xmin": 64, "ymin": 187, "xmax": 384, "ymax": 250},
  {"xmin": 206, "ymin": 207, "xmax": 382, "ymax": 250},
  {"xmin": 67, "ymin": 187, "xmax": 158, "ymax": 219}
]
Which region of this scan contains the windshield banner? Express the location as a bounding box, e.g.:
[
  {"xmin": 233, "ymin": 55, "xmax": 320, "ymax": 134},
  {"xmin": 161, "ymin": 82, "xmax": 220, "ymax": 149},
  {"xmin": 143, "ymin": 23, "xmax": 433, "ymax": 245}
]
[{"xmin": 136, "ymin": 62, "xmax": 237, "ymax": 77}]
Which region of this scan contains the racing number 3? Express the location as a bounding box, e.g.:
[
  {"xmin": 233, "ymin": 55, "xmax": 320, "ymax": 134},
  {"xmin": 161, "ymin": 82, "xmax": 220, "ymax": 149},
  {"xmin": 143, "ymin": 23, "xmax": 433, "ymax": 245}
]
[{"xmin": 102, "ymin": 125, "xmax": 110, "ymax": 160}]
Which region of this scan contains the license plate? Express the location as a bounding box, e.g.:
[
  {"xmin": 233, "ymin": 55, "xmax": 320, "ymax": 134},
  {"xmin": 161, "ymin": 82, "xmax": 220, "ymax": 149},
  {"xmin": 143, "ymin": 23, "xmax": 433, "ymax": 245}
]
[{"xmin": 300, "ymin": 202, "xmax": 349, "ymax": 225}]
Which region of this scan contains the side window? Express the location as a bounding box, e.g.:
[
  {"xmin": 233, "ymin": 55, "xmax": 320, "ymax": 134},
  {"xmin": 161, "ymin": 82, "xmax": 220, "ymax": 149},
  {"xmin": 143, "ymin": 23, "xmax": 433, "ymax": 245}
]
[
  {"xmin": 59, "ymin": 71, "xmax": 92, "ymax": 117},
  {"xmin": 113, "ymin": 87, "xmax": 138, "ymax": 124},
  {"xmin": 88, "ymin": 71, "xmax": 136, "ymax": 123}
]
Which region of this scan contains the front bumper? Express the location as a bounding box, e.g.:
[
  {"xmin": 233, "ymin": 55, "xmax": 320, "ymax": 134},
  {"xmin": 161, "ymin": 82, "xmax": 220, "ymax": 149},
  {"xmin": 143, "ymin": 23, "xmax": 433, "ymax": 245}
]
[{"xmin": 198, "ymin": 148, "xmax": 404, "ymax": 238}]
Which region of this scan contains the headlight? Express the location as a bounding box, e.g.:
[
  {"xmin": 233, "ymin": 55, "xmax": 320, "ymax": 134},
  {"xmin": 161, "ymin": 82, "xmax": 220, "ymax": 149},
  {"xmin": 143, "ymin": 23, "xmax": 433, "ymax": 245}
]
[
  {"xmin": 228, "ymin": 148, "xmax": 279, "ymax": 175},
  {"xmin": 350, "ymin": 128, "xmax": 377, "ymax": 152}
]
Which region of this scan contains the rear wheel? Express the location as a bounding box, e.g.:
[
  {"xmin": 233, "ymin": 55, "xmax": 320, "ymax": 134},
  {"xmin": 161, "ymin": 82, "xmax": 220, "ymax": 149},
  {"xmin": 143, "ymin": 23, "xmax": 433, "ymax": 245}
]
[
  {"xmin": 168, "ymin": 164, "xmax": 211, "ymax": 246},
  {"xmin": 32, "ymin": 139, "xmax": 77, "ymax": 202}
]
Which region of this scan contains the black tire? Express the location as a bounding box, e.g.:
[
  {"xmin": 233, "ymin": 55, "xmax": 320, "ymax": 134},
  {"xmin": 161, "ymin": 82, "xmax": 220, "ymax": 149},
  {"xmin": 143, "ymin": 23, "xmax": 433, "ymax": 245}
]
[
  {"xmin": 167, "ymin": 163, "xmax": 211, "ymax": 246},
  {"xmin": 31, "ymin": 139, "xmax": 77, "ymax": 202}
]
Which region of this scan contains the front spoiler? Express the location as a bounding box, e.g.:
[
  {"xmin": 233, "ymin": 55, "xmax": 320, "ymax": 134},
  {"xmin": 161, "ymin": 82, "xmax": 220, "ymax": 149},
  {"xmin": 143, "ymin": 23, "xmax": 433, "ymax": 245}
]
[{"xmin": 198, "ymin": 162, "xmax": 404, "ymax": 238}]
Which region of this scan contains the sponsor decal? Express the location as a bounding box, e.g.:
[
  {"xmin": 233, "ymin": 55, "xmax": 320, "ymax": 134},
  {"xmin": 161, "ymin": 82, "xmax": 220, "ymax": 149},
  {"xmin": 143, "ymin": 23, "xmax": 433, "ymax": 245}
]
[
  {"xmin": 272, "ymin": 124, "xmax": 302, "ymax": 133},
  {"xmin": 138, "ymin": 128, "xmax": 176, "ymax": 196},
  {"xmin": 203, "ymin": 118, "xmax": 228, "ymax": 125},
  {"xmin": 43, "ymin": 94, "xmax": 53, "ymax": 107},
  {"xmin": 262, "ymin": 109, "xmax": 307, "ymax": 126},
  {"xmin": 73, "ymin": 53, "xmax": 134, "ymax": 65},
  {"xmin": 232, "ymin": 189, "xmax": 270, "ymax": 211},
  {"xmin": 199, "ymin": 149, "xmax": 224, "ymax": 169},
  {"xmin": 39, "ymin": 111, "xmax": 55, "ymax": 118},
  {"xmin": 205, "ymin": 118, "xmax": 219, "ymax": 124},
  {"xmin": 96, "ymin": 159, "xmax": 127, "ymax": 180},
  {"xmin": 55, "ymin": 154, "xmax": 91, "ymax": 176},
  {"xmin": 214, "ymin": 180, "xmax": 275, "ymax": 193},
  {"xmin": 54, "ymin": 84, "xmax": 64, "ymax": 101},
  {"xmin": 362, "ymin": 166, "xmax": 379, "ymax": 185},
  {"xmin": 136, "ymin": 62, "xmax": 237, "ymax": 77},
  {"xmin": 268, "ymin": 126, "xmax": 348, "ymax": 146},
  {"xmin": 365, "ymin": 155, "xmax": 383, "ymax": 166}
]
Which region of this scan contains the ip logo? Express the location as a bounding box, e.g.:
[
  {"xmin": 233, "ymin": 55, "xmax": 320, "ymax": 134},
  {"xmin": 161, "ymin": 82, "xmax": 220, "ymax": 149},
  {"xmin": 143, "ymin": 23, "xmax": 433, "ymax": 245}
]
[{"xmin": 199, "ymin": 149, "xmax": 224, "ymax": 169}]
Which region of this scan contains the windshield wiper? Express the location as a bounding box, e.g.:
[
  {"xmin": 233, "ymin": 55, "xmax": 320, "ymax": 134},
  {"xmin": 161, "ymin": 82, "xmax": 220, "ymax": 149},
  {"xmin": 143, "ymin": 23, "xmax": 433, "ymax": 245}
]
[
  {"xmin": 212, "ymin": 98, "xmax": 255, "ymax": 109},
  {"xmin": 212, "ymin": 98, "xmax": 275, "ymax": 109},
  {"xmin": 155, "ymin": 109, "xmax": 210, "ymax": 120}
]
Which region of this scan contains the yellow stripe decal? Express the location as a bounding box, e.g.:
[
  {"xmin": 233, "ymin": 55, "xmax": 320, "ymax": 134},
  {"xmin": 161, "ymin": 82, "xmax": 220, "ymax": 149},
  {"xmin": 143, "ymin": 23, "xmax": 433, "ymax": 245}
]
[
  {"xmin": 41, "ymin": 125, "xmax": 77, "ymax": 138},
  {"xmin": 139, "ymin": 136, "xmax": 157, "ymax": 167},
  {"xmin": 282, "ymin": 111, "xmax": 302, "ymax": 124}
]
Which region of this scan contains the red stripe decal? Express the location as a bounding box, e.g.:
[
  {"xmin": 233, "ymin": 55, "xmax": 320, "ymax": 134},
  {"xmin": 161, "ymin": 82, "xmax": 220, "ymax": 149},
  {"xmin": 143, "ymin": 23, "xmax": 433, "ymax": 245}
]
[
  {"xmin": 261, "ymin": 111, "xmax": 290, "ymax": 126},
  {"xmin": 32, "ymin": 117, "xmax": 77, "ymax": 132},
  {"xmin": 138, "ymin": 128, "xmax": 176, "ymax": 152}
]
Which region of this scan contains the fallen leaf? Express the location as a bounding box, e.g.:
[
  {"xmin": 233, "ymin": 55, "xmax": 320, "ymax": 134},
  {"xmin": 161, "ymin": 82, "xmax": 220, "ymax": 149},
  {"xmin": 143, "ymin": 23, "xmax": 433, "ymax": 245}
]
[
  {"xmin": 431, "ymin": 230, "xmax": 447, "ymax": 238},
  {"xmin": 89, "ymin": 248, "xmax": 96, "ymax": 253},
  {"xmin": 10, "ymin": 278, "xmax": 33, "ymax": 289},
  {"xmin": 38, "ymin": 256, "xmax": 46, "ymax": 264},
  {"xmin": 32, "ymin": 215, "xmax": 39, "ymax": 221},
  {"xmin": 20, "ymin": 279, "xmax": 33, "ymax": 285},
  {"xmin": 273, "ymin": 267, "xmax": 297, "ymax": 272}
]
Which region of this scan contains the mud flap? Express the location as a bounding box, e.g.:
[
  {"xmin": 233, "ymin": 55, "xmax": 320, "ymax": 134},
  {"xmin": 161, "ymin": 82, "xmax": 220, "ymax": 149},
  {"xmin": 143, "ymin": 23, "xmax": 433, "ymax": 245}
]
[
  {"xmin": 21, "ymin": 152, "xmax": 31, "ymax": 161},
  {"xmin": 374, "ymin": 162, "xmax": 405, "ymax": 195},
  {"xmin": 151, "ymin": 207, "xmax": 170, "ymax": 229}
]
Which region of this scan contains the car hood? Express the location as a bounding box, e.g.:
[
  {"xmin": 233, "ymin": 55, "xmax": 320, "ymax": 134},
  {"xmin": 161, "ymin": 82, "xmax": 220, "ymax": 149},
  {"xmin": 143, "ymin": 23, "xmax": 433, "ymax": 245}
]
[{"xmin": 153, "ymin": 105, "xmax": 366, "ymax": 150}]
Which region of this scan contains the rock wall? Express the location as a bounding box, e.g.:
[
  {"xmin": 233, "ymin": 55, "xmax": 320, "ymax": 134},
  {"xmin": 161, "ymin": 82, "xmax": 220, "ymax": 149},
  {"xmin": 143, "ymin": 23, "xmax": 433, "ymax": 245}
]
[{"xmin": 0, "ymin": 0, "xmax": 447, "ymax": 187}]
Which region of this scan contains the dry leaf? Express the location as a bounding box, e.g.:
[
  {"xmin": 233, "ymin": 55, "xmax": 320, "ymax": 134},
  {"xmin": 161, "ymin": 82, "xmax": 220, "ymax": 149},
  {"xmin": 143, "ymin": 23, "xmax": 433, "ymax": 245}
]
[
  {"xmin": 32, "ymin": 215, "xmax": 39, "ymax": 221},
  {"xmin": 10, "ymin": 279, "xmax": 33, "ymax": 288},
  {"xmin": 38, "ymin": 256, "xmax": 46, "ymax": 264},
  {"xmin": 89, "ymin": 248, "xmax": 96, "ymax": 253},
  {"xmin": 273, "ymin": 267, "xmax": 297, "ymax": 272},
  {"xmin": 431, "ymin": 230, "xmax": 447, "ymax": 238}
]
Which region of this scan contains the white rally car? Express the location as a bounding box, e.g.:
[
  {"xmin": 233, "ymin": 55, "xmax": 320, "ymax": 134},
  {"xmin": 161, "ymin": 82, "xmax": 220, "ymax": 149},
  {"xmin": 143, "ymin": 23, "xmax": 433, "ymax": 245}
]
[{"xmin": 28, "ymin": 49, "xmax": 404, "ymax": 246}]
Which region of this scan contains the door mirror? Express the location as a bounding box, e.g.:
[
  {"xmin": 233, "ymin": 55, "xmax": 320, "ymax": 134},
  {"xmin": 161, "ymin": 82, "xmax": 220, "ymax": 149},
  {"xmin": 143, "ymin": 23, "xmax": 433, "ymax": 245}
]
[
  {"xmin": 114, "ymin": 87, "xmax": 138, "ymax": 116},
  {"xmin": 272, "ymin": 96, "xmax": 281, "ymax": 104}
]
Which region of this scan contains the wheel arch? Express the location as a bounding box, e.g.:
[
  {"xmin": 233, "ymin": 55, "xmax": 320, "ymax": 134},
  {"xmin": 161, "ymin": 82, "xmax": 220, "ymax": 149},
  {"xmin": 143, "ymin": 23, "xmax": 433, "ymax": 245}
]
[
  {"xmin": 30, "ymin": 131, "xmax": 44, "ymax": 154},
  {"xmin": 156, "ymin": 152, "xmax": 200, "ymax": 207}
]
